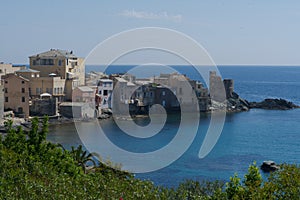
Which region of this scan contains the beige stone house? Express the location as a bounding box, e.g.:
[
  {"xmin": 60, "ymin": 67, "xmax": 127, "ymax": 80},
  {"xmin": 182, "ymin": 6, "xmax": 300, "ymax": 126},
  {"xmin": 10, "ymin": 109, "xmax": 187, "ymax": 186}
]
[
  {"xmin": 73, "ymin": 86, "xmax": 95, "ymax": 103},
  {"xmin": 25, "ymin": 49, "xmax": 86, "ymax": 101},
  {"xmin": 29, "ymin": 49, "xmax": 85, "ymax": 86},
  {"xmin": 2, "ymin": 73, "xmax": 30, "ymax": 118},
  {"xmin": 16, "ymin": 69, "xmax": 66, "ymax": 102}
]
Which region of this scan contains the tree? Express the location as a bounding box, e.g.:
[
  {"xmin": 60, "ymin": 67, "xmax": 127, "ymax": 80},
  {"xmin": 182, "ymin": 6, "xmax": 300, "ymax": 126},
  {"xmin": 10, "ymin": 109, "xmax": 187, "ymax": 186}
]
[
  {"xmin": 243, "ymin": 161, "xmax": 263, "ymax": 199},
  {"xmin": 70, "ymin": 145, "xmax": 96, "ymax": 173}
]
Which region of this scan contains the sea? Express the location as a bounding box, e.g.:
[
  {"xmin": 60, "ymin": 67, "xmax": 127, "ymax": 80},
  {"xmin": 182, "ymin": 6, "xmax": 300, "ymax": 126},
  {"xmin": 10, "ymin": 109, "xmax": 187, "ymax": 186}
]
[{"xmin": 47, "ymin": 65, "xmax": 300, "ymax": 187}]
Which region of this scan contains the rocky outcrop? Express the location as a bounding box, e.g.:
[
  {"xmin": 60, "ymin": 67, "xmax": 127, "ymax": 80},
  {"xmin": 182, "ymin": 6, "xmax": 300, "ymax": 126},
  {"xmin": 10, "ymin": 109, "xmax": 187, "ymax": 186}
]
[
  {"xmin": 249, "ymin": 98, "xmax": 300, "ymax": 110},
  {"xmin": 226, "ymin": 92, "xmax": 250, "ymax": 112},
  {"xmin": 224, "ymin": 91, "xmax": 300, "ymax": 111}
]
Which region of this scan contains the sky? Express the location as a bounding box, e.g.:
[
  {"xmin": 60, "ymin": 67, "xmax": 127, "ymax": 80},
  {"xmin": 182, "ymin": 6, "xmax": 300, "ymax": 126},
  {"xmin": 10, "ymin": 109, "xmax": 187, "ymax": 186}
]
[{"xmin": 1, "ymin": 0, "xmax": 300, "ymax": 65}]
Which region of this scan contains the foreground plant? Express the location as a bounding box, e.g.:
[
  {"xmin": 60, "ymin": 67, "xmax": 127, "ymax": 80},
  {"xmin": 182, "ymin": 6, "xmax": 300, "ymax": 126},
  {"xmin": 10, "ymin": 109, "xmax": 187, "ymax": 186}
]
[{"xmin": 0, "ymin": 117, "xmax": 299, "ymax": 199}]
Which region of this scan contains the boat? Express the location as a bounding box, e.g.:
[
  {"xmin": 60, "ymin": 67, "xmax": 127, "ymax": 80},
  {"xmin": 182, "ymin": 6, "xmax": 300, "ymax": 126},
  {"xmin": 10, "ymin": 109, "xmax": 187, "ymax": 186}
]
[{"xmin": 260, "ymin": 161, "xmax": 280, "ymax": 172}]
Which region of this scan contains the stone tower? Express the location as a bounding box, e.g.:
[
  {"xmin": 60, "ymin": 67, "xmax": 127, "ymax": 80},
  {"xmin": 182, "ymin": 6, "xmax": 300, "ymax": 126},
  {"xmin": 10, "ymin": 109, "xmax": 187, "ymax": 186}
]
[
  {"xmin": 209, "ymin": 71, "xmax": 226, "ymax": 102},
  {"xmin": 223, "ymin": 79, "xmax": 234, "ymax": 99}
]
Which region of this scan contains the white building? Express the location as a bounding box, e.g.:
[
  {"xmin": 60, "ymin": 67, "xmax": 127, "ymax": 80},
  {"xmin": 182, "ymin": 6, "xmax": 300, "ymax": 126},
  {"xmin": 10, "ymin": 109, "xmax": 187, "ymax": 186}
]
[{"xmin": 96, "ymin": 79, "xmax": 113, "ymax": 109}]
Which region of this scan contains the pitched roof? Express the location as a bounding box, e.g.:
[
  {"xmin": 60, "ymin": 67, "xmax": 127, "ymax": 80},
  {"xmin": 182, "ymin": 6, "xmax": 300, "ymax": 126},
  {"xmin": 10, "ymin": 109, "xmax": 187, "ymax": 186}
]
[
  {"xmin": 98, "ymin": 79, "xmax": 113, "ymax": 83},
  {"xmin": 2, "ymin": 73, "xmax": 29, "ymax": 82},
  {"xmin": 29, "ymin": 49, "xmax": 78, "ymax": 58},
  {"xmin": 16, "ymin": 68, "xmax": 40, "ymax": 73},
  {"xmin": 76, "ymin": 86, "xmax": 94, "ymax": 92},
  {"xmin": 114, "ymin": 77, "xmax": 127, "ymax": 83}
]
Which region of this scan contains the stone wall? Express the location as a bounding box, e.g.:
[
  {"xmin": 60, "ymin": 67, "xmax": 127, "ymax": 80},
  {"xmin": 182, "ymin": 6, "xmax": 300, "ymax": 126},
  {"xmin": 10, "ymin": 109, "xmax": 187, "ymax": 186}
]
[
  {"xmin": 59, "ymin": 102, "xmax": 94, "ymax": 118},
  {"xmin": 30, "ymin": 98, "xmax": 58, "ymax": 116}
]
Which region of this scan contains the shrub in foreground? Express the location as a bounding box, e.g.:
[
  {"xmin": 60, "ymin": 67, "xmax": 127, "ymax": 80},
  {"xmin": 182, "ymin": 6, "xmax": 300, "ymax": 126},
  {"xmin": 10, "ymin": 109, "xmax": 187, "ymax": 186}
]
[{"xmin": 0, "ymin": 117, "xmax": 299, "ymax": 199}]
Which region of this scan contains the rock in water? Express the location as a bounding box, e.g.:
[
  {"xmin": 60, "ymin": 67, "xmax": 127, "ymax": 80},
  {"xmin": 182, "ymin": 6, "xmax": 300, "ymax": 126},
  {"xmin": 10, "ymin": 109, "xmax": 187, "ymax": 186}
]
[{"xmin": 249, "ymin": 98, "xmax": 300, "ymax": 110}]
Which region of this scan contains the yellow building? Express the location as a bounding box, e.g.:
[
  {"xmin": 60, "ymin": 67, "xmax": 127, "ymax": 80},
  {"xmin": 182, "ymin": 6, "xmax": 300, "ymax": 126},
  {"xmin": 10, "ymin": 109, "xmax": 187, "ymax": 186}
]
[
  {"xmin": 29, "ymin": 49, "xmax": 85, "ymax": 86},
  {"xmin": 16, "ymin": 69, "xmax": 66, "ymax": 102}
]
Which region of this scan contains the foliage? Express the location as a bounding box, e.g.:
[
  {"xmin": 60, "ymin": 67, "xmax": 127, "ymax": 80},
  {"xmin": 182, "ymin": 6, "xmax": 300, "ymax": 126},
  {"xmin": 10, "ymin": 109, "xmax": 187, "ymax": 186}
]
[
  {"xmin": 0, "ymin": 118, "xmax": 299, "ymax": 199},
  {"xmin": 70, "ymin": 144, "xmax": 96, "ymax": 173}
]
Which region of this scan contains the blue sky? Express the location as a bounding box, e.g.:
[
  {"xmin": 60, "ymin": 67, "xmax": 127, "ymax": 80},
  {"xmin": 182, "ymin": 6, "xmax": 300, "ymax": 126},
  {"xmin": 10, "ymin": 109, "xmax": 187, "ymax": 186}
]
[{"xmin": 1, "ymin": 0, "xmax": 300, "ymax": 65}]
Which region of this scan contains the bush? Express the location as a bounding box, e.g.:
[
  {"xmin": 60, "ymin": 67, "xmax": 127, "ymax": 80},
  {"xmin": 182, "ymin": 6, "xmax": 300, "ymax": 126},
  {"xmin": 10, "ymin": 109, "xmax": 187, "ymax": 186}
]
[{"xmin": 0, "ymin": 117, "xmax": 299, "ymax": 199}]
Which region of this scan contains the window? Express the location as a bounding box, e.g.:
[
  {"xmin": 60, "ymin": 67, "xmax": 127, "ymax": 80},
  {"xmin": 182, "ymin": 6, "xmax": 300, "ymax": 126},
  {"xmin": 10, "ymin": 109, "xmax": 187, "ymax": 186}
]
[
  {"xmin": 18, "ymin": 107, "xmax": 23, "ymax": 113},
  {"xmin": 162, "ymin": 91, "xmax": 165, "ymax": 96},
  {"xmin": 58, "ymin": 60, "xmax": 62, "ymax": 66},
  {"xmin": 5, "ymin": 81, "xmax": 8, "ymax": 84},
  {"xmin": 31, "ymin": 74, "xmax": 34, "ymax": 77},
  {"xmin": 33, "ymin": 60, "xmax": 36, "ymax": 65},
  {"xmin": 22, "ymin": 97, "xmax": 25, "ymax": 102},
  {"xmin": 5, "ymin": 97, "xmax": 8, "ymax": 102},
  {"xmin": 40, "ymin": 59, "xmax": 54, "ymax": 65},
  {"xmin": 4, "ymin": 88, "xmax": 7, "ymax": 93},
  {"xmin": 22, "ymin": 81, "xmax": 25, "ymax": 84},
  {"xmin": 36, "ymin": 88, "xmax": 41, "ymax": 95},
  {"xmin": 179, "ymin": 88, "xmax": 182, "ymax": 95},
  {"xmin": 21, "ymin": 88, "xmax": 25, "ymax": 93},
  {"xmin": 103, "ymin": 90, "xmax": 108, "ymax": 96}
]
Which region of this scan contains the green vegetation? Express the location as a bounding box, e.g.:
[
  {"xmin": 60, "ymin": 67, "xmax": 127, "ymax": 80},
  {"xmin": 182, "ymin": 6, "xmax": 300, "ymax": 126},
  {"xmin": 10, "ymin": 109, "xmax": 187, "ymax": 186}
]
[{"xmin": 0, "ymin": 117, "xmax": 299, "ymax": 199}]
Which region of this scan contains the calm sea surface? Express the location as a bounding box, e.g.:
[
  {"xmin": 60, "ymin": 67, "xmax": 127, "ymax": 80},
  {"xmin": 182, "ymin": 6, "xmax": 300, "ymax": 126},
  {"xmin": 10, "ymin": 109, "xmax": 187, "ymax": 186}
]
[{"xmin": 48, "ymin": 66, "xmax": 300, "ymax": 187}]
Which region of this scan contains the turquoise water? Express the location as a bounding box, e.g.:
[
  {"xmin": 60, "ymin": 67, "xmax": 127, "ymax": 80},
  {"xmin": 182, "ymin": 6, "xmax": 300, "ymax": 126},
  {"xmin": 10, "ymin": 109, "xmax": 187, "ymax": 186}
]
[{"xmin": 48, "ymin": 66, "xmax": 300, "ymax": 187}]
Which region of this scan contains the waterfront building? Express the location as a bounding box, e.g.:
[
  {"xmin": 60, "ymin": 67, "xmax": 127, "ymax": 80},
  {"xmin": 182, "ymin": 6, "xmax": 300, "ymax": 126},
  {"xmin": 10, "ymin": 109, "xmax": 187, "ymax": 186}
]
[
  {"xmin": 154, "ymin": 86, "xmax": 179, "ymax": 110},
  {"xmin": 2, "ymin": 73, "xmax": 30, "ymax": 118},
  {"xmin": 29, "ymin": 49, "xmax": 85, "ymax": 85},
  {"xmin": 59, "ymin": 102, "xmax": 94, "ymax": 118},
  {"xmin": 30, "ymin": 98, "xmax": 58, "ymax": 116},
  {"xmin": 195, "ymin": 82, "xmax": 210, "ymax": 111},
  {"xmin": 73, "ymin": 86, "xmax": 95, "ymax": 103},
  {"xmin": 29, "ymin": 49, "xmax": 85, "ymax": 101},
  {"xmin": 16, "ymin": 69, "xmax": 66, "ymax": 102},
  {"xmin": 96, "ymin": 79, "xmax": 113, "ymax": 109},
  {"xmin": 152, "ymin": 73, "xmax": 199, "ymax": 112}
]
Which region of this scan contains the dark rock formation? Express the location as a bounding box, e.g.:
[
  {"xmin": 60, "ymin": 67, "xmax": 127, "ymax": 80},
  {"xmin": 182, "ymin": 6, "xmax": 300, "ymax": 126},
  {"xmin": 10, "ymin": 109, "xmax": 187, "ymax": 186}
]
[
  {"xmin": 223, "ymin": 93, "xmax": 299, "ymax": 112},
  {"xmin": 249, "ymin": 98, "xmax": 300, "ymax": 110},
  {"xmin": 261, "ymin": 161, "xmax": 280, "ymax": 172},
  {"xmin": 226, "ymin": 92, "xmax": 250, "ymax": 112}
]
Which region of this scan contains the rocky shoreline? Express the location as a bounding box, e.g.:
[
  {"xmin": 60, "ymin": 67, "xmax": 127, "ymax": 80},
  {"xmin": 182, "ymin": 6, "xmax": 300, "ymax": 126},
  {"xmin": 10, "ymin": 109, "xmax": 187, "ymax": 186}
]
[
  {"xmin": 249, "ymin": 98, "xmax": 300, "ymax": 110},
  {"xmin": 224, "ymin": 92, "xmax": 299, "ymax": 112},
  {"xmin": 0, "ymin": 96, "xmax": 299, "ymax": 133}
]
